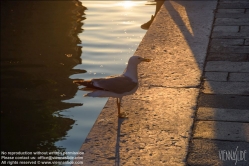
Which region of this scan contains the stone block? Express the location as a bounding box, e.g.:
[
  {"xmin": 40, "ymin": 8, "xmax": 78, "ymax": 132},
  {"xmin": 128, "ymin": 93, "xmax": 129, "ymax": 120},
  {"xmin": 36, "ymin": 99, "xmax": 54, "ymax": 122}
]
[
  {"xmin": 216, "ymin": 13, "xmax": 249, "ymax": 18},
  {"xmin": 240, "ymin": 26, "xmax": 249, "ymax": 32},
  {"xmin": 213, "ymin": 26, "xmax": 239, "ymax": 32},
  {"xmin": 245, "ymin": 39, "xmax": 249, "ymax": 45},
  {"xmin": 229, "ymin": 72, "xmax": 249, "ymax": 82},
  {"xmin": 199, "ymin": 94, "xmax": 249, "ymax": 109},
  {"xmin": 212, "ymin": 32, "xmax": 249, "ymax": 38},
  {"xmin": 193, "ymin": 121, "xmax": 249, "ymax": 141},
  {"xmin": 202, "ymin": 81, "xmax": 249, "ymax": 95},
  {"xmin": 220, "ymin": 0, "xmax": 249, "ymax": 3},
  {"xmin": 205, "ymin": 61, "xmax": 249, "ymax": 72},
  {"xmin": 215, "ymin": 18, "xmax": 249, "ymax": 26},
  {"xmin": 210, "ymin": 46, "xmax": 249, "ymax": 53},
  {"xmin": 187, "ymin": 139, "xmax": 249, "ymax": 166},
  {"xmin": 210, "ymin": 39, "xmax": 244, "ymax": 46},
  {"xmin": 218, "ymin": 3, "xmax": 249, "ymax": 9},
  {"xmin": 217, "ymin": 9, "xmax": 245, "ymax": 13},
  {"xmin": 206, "ymin": 53, "xmax": 248, "ymax": 61},
  {"xmin": 204, "ymin": 72, "xmax": 228, "ymax": 81},
  {"xmin": 197, "ymin": 107, "xmax": 249, "ymax": 122}
]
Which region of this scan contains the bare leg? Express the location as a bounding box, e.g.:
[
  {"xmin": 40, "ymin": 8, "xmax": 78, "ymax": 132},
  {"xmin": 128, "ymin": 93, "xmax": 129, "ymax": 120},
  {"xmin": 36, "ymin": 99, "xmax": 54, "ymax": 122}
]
[
  {"xmin": 116, "ymin": 98, "xmax": 121, "ymax": 116},
  {"xmin": 117, "ymin": 98, "xmax": 127, "ymax": 118}
]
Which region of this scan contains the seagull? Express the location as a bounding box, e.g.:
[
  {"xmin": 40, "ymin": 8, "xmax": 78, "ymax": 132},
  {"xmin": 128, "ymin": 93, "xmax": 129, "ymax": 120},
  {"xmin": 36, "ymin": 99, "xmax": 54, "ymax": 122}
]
[{"xmin": 73, "ymin": 56, "xmax": 151, "ymax": 118}]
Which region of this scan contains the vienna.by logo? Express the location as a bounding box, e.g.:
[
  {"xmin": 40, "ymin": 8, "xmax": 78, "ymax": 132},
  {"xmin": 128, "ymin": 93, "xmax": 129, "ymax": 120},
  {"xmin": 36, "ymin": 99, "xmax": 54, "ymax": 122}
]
[{"xmin": 219, "ymin": 146, "xmax": 247, "ymax": 165}]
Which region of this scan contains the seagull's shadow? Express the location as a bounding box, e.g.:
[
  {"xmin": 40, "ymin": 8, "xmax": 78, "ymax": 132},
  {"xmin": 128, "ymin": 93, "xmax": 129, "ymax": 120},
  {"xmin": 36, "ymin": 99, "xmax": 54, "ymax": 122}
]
[{"xmin": 115, "ymin": 118, "xmax": 126, "ymax": 166}]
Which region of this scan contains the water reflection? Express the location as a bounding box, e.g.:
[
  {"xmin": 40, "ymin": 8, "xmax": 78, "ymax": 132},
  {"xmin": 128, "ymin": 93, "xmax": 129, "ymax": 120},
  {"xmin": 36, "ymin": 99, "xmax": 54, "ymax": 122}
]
[{"xmin": 1, "ymin": 0, "xmax": 85, "ymax": 157}]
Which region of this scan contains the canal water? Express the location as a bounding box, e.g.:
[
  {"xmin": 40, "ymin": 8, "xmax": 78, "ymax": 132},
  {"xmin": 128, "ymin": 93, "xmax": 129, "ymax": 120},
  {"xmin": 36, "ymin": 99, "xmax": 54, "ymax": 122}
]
[
  {"xmin": 0, "ymin": 0, "xmax": 155, "ymax": 164},
  {"xmin": 56, "ymin": 0, "xmax": 156, "ymax": 155}
]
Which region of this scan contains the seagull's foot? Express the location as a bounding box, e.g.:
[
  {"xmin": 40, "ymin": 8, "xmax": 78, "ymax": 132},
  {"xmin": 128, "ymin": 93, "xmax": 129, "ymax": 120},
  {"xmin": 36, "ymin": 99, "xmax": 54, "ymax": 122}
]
[{"xmin": 118, "ymin": 112, "xmax": 128, "ymax": 118}]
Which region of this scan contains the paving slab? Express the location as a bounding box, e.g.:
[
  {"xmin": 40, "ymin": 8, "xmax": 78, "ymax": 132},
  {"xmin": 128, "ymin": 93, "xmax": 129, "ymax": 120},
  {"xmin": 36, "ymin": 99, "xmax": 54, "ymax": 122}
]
[
  {"xmin": 212, "ymin": 32, "xmax": 249, "ymax": 38},
  {"xmin": 210, "ymin": 39, "xmax": 244, "ymax": 46},
  {"xmin": 75, "ymin": 88, "xmax": 199, "ymax": 166},
  {"xmin": 199, "ymin": 94, "xmax": 249, "ymax": 109},
  {"xmin": 206, "ymin": 53, "xmax": 248, "ymax": 61},
  {"xmin": 202, "ymin": 81, "xmax": 249, "ymax": 95},
  {"xmin": 215, "ymin": 18, "xmax": 249, "ymax": 26},
  {"xmin": 204, "ymin": 72, "xmax": 228, "ymax": 81},
  {"xmin": 73, "ymin": 1, "xmax": 217, "ymax": 165},
  {"xmin": 196, "ymin": 107, "xmax": 249, "ymax": 122},
  {"xmin": 229, "ymin": 72, "xmax": 249, "ymax": 82},
  {"xmin": 210, "ymin": 46, "xmax": 249, "ymax": 53},
  {"xmin": 187, "ymin": 0, "xmax": 249, "ymax": 165},
  {"xmin": 215, "ymin": 13, "xmax": 249, "ymax": 18},
  {"xmin": 136, "ymin": 0, "xmax": 216, "ymax": 88},
  {"xmin": 193, "ymin": 121, "xmax": 249, "ymax": 142},
  {"xmin": 205, "ymin": 61, "xmax": 249, "ymax": 72},
  {"xmin": 245, "ymin": 39, "xmax": 249, "ymax": 45},
  {"xmin": 188, "ymin": 139, "xmax": 249, "ymax": 166},
  {"xmin": 218, "ymin": 3, "xmax": 249, "ymax": 9},
  {"xmin": 240, "ymin": 26, "xmax": 249, "ymax": 32},
  {"xmin": 217, "ymin": 9, "xmax": 245, "ymax": 13},
  {"xmin": 213, "ymin": 26, "xmax": 239, "ymax": 32}
]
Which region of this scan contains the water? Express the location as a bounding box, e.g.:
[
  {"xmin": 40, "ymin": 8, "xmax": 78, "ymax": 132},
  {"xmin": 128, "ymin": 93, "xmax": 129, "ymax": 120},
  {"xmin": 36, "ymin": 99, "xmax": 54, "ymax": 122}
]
[
  {"xmin": 0, "ymin": 0, "xmax": 155, "ymax": 164},
  {"xmin": 56, "ymin": 0, "xmax": 156, "ymax": 157}
]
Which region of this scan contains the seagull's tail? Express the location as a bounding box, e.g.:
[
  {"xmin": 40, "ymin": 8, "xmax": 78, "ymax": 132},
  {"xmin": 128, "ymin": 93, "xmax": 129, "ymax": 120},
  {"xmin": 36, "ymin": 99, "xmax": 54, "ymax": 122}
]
[
  {"xmin": 73, "ymin": 79, "xmax": 95, "ymax": 87},
  {"xmin": 73, "ymin": 79, "xmax": 85, "ymax": 86},
  {"xmin": 73, "ymin": 79, "xmax": 104, "ymax": 90}
]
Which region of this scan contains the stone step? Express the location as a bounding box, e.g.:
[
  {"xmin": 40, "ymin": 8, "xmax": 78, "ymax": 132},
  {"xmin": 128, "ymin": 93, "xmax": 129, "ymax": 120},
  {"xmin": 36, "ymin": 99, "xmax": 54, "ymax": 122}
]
[
  {"xmin": 218, "ymin": 3, "xmax": 249, "ymax": 9},
  {"xmin": 202, "ymin": 81, "xmax": 249, "ymax": 95},
  {"xmin": 196, "ymin": 107, "xmax": 249, "ymax": 122},
  {"xmin": 206, "ymin": 53, "xmax": 248, "ymax": 62},
  {"xmin": 205, "ymin": 61, "xmax": 249, "ymax": 72},
  {"xmin": 193, "ymin": 121, "xmax": 249, "ymax": 142},
  {"xmin": 212, "ymin": 32, "xmax": 249, "ymax": 38},
  {"xmin": 199, "ymin": 94, "xmax": 249, "ymax": 109}
]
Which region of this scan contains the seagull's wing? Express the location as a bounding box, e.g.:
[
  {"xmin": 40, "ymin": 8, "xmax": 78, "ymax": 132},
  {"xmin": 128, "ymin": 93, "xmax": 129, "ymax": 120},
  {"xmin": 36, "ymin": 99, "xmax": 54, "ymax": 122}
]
[{"xmin": 93, "ymin": 76, "xmax": 137, "ymax": 94}]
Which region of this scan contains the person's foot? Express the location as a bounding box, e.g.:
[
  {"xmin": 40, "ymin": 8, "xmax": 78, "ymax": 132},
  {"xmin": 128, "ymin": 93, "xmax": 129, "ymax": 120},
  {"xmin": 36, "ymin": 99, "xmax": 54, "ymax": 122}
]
[{"xmin": 141, "ymin": 15, "xmax": 154, "ymax": 30}]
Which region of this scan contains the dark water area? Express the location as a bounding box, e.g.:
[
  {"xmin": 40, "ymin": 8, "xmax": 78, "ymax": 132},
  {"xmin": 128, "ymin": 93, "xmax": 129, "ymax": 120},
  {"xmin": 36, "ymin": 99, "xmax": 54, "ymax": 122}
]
[{"xmin": 1, "ymin": 0, "xmax": 86, "ymax": 155}]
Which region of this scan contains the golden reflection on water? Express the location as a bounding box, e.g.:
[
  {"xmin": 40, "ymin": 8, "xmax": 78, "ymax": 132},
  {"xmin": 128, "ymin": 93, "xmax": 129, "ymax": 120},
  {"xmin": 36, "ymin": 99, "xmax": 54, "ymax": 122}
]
[
  {"xmin": 74, "ymin": 1, "xmax": 155, "ymax": 80},
  {"xmin": 56, "ymin": 0, "xmax": 155, "ymax": 154}
]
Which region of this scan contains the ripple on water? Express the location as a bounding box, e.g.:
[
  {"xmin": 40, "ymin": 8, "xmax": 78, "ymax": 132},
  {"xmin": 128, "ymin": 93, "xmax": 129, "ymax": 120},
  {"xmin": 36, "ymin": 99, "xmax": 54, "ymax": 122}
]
[{"xmin": 56, "ymin": 0, "xmax": 155, "ymax": 156}]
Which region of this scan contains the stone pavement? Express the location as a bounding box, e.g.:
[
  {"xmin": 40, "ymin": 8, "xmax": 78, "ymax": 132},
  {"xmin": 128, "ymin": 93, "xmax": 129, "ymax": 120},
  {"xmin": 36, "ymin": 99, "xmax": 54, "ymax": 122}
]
[
  {"xmin": 74, "ymin": 0, "xmax": 249, "ymax": 166},
  {"xmin": 187, "ymin": 0, "xmax": 249, "ymax": 166}
]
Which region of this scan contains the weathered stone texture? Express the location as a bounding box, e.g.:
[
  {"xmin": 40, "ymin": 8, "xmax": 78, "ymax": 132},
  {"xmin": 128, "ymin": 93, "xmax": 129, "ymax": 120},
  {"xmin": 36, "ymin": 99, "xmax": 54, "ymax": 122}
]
[
  {"xmin": 188, "ymin": 139, "xmax": 249, "ymax": 166},
  {"xmin": 193, "ymin": 121, "xmax": 249, "ymax": 141},
  {"xmin": 205, "ymin": 61, "xmax": 249, "ymax": 72},
  {"xmin": 217, "ymin": 8, "xmax": 245, "ymax": 13},
  {"xmin": 199, "ymin": 94, "xmax": 249, "ymax": 109},
  {"xmin": 213, "ymin": 26, "xmax": 239, "ymax": 32},
  {"xmin": 212, "ymin": 32, "xmax": 249, "ymax": 38},
  {"xmin": 204, "ymin": 72, "xmax": 228, "ymax": 81},
  {"xmin": 197, "ymin": 107, "xmax": 249, "ymax": 122},
  {"xmin": 215, "ymin": 18, "xmax": 249, "ymax": 26},
  {"xmin": 229, "ymin": 72, "xmax": 249, "ymax": 82},
  {"xmin": 206, "ymin": 53, "xmax": 248, "ymax": 61},
  {"xmin": 202, "ymin": 81, "xmax": 249, "ymax": 95}
]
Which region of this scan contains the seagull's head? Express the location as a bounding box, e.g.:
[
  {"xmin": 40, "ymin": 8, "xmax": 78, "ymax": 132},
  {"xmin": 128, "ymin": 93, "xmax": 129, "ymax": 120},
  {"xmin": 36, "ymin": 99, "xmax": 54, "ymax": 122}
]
[{"xmin": 128, "ymin": 56, "xmax": 151, "ymax": 65}]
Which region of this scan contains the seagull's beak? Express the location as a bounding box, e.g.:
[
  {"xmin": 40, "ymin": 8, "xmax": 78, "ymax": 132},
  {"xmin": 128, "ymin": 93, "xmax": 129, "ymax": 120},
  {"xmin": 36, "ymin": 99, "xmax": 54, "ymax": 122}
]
[{"xmin": 142, "ymin": 58, "xmax": 151, "ymax": 62}]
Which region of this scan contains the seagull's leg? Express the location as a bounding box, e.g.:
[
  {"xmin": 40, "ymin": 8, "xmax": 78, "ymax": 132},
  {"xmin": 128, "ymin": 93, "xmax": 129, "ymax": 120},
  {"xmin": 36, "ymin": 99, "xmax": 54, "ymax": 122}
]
[
  {"xmin": 117, "ymin": 97, "xmax": 127, "ymax": 118},
  {"xmin": 117, "ymin": 98, "xmax": 121, "ymax": 116}
]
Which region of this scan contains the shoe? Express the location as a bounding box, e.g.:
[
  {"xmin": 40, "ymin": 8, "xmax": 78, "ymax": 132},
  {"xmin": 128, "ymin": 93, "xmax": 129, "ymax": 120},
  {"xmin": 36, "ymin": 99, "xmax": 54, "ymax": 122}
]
[{"xmin": 141, "ymin": 15, "xmax": 154, "ymax": 30}]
